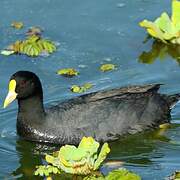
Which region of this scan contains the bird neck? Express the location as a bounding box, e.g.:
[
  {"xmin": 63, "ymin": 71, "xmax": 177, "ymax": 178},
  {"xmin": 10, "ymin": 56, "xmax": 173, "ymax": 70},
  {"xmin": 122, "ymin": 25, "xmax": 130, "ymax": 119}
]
[{"xmin": 17, "ymin": 93, "xmax": 45, "ymax": 122}]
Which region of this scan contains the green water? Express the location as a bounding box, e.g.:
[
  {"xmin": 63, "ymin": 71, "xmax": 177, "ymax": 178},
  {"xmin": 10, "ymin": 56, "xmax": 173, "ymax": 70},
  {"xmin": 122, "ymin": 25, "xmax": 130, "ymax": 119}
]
[{"xmin": 0, "ymin": 0, "xmax": 180, "ymax": 179}]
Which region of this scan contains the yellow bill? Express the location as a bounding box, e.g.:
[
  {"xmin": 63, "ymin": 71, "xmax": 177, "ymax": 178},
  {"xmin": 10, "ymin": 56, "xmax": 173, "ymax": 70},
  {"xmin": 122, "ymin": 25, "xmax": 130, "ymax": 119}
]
[{"xmin": 3, "ymin": 79, "xmax": 17, "ymax": 108}]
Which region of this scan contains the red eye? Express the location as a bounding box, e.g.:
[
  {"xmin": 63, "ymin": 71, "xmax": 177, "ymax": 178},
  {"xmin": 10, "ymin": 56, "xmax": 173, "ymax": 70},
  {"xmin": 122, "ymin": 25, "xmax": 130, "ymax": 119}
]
[{"xmin": 20, "ymin": 80, "xmax": 26, "ymax": 88}]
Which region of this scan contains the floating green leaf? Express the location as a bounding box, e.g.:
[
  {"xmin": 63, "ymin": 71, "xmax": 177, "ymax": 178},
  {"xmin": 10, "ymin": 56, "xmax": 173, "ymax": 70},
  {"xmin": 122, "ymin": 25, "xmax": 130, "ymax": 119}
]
[
  {"xmin": 37, "ymin": 39, "xmax": 56, "ymax": 54},
  {"xmin": 83, "ymin": 83, "xmax": 93, "ymax": 90},
  {"xmin": 11, "ymin": 21, "xmax": 23, "ymax": 29},
  {"xmin": 34, "ymin": 165, "xmax": 60, "ymax": 177},
  {"xmin": 57, "ymin": 68, "xmax": 79, "ymax": 77},
  {"xmin": 105, "ymin": 168, "xmax": 141, "ymax": 180},
  {"xmin": 172, "ymin": 0, "xmax": 180, "ymax": 26},
  {"xmin": 139, "ymin": 0, "xmax": 180, "ymax": 44},
  {"xmin": 100, "ymin": 64, "xmax": 116, "ymax": 72},
  {"xmin": 44, "ymin": 137, "xmax": 110, "ymax": 175},
  {"xmin": 34, "ymin": 138, "xmax": 143, "ymax": 179},
  {"xmin": 2, "ymin": 35, "xmax": 56, "ymax": 57},
  {"xmin": 71, "ymin": 83, "xmax": 93, "ymax": 93},
  {"xmin": 94, "ymin": 143, "xmax": 110, "ymax": 170},
  {"xmin": 71, "ymin": 85, "xmax": 81, "ymax": 93}
]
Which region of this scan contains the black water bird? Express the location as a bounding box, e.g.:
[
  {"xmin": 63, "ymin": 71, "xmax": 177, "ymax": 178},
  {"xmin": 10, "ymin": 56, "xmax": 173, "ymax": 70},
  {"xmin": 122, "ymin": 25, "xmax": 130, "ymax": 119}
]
[{"xmin": 3, "ymin": 71, "xmax": 180, "ymax": 144}]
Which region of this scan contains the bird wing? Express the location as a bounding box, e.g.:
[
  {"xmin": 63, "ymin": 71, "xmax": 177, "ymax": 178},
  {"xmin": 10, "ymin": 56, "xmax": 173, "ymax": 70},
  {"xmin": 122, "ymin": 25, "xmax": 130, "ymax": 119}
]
[{"xmin": 81, "ymin": 84, "xmax": 161, "ymax": 102}]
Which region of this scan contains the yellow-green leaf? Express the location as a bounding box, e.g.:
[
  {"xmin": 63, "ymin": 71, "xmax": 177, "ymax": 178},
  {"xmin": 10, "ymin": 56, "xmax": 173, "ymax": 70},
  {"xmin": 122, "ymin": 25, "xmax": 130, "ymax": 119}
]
[
  {"xmin": 155, "ymin": 13, "xmax": 173, "ymax": 34},
  {"xmin": 46, "ymin": 154, "xmax": 55, "ymax": 164},
  {"xmin": 139, "ymin": 20, "xmax": 167, "ymax": 42},
  {"xmin": 71, "ymin": 83, "xmax": 93, "ymax": 93},
  {"xmin": 94, "ymin": 143, "xmax": 110, "ymax": 170},
  {"xmin": 57, "ymin": 68, "xmax": 79, "ymax": 77},
  {"xmin": 11, "ymin": 21, "xmax": 23, "ymax": 29},
  {"xmin": 105, "ymin": 168, "xmax": 141, "ymax": 180},
  {"xmin": 83, "ymin": 83, "xmax": 93, "ymax": 90},
  {"xmin": 172, "ymin": 0, "xmax": 180, "ymax": 26},
  {"xmin": 100, "ymin": 64, "xmax": 116, "ymax": 72},
  {"xmin": 139, "ymin": 0, "xmax": 180, "ymax": 44},
  {"xmin": 3, "ymin": 34, "xmax": 56, "ymax": 57}
]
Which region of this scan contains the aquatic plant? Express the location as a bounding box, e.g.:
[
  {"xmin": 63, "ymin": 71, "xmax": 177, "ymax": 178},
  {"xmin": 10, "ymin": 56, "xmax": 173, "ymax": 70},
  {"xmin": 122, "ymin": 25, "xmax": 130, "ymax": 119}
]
[
  {"xmin": 168, "ymin": 170, "xmax": 180, "ymax": 179},
  {"xmin": 11, "ymin": 21, "xmax": 24, "ymax": 29},
  {"xmin": 104, "ymin": 168, "xmax": 141, "ymax": 180},
  {"xmin": 45, "ymin": 137, "xmax": 110, "ymax": 175},
  {"xmin": 1, "ymin": 29, "xmax": 56, "ymax": 57},
  {"xmin": 139, "ymin": 0, "xmax": 180, "ymax": 44},
  {"xmin": 34, "ymin": 166, "xmax": 141, "ymax": 179},
  {"xmin": 71, "ymin": 83, "xmax": 93, "ymax": 93},
  {"xmin": 100, "ymin": 64, "xmax": 116, "ymax": 72},
  {"xmin": 34, "ymin": 137, "xmax": 141, "ymax": 179},
  {"xmin": 34, "ymin": 137, "xmax": 109, "ymax": 176},
  {"xmin": 57, "ymin": 68, "xmax": 79, "ymax": 77},
  {"xmin": 34, "ymin": 165, "xmax": 60, "ymax": 177}
]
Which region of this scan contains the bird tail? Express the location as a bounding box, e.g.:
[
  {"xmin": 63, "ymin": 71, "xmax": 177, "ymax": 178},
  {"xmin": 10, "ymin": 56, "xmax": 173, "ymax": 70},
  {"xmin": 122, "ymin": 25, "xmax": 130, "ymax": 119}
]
[{"xmin": 165, "ymin": 93, "xmax": 180, "ymax": 108}]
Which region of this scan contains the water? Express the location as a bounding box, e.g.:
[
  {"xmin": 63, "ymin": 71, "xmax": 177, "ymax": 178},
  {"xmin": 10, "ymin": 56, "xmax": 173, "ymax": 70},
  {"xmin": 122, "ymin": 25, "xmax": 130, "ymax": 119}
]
[{"xmin": 0, "ymin": 0, "xmax": 180, "ymax": 179}]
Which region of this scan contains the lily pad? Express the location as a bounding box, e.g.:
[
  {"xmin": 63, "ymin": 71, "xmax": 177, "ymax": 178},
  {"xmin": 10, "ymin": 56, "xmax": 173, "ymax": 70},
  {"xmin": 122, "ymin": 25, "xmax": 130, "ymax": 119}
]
[
  {"xmin": 11, "ymin": 21, "xmax": 24, "ymax": 29},
  {"xmin": 100, "ymin": 64, "xmax": 116, "ymax": 72},
  {"xmin": 57, "ymin": 68, "xmax": 79, "ymax": 77}
]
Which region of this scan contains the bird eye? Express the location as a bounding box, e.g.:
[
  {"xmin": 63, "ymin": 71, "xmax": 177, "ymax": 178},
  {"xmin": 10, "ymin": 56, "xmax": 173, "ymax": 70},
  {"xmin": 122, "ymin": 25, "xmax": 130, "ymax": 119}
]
[{"xmin": 20, "ymin": 80, "xmax": 27, "ymax": 87}]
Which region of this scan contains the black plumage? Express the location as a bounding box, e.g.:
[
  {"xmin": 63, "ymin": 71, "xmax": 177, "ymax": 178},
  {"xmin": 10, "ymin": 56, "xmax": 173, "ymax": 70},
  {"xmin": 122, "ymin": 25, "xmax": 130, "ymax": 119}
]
[{"xmin": 4, "ymin": 71, "xmax": 180, "ymax": 145}]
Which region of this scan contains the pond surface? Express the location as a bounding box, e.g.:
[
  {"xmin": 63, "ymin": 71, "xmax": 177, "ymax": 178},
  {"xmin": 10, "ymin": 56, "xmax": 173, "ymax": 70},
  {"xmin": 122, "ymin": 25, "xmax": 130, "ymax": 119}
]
[{"xmin": 0, "ymin": 0, "xmax": 180, "ymax": 179}]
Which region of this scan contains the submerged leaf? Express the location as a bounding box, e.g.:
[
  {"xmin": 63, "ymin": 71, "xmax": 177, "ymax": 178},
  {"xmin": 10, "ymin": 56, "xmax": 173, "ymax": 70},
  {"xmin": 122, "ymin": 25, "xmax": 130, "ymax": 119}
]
[
  {"xmin": 105, "ymin": 168, "xmax": 141, "ymax": 180},
  {"xmin": 57, "ymin": 68, "xmax": 79, "ymax": 77},
  {"xmin": 100, "ymin": 64, "xmax": 116, "ymax": 72},
  {"xmin": 11, "ymin": 21, "xmax": 23, "ymax": 29},
  {"xmin": 83, "ymin": 83, "xmax": 93, "ymax": 89}
]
